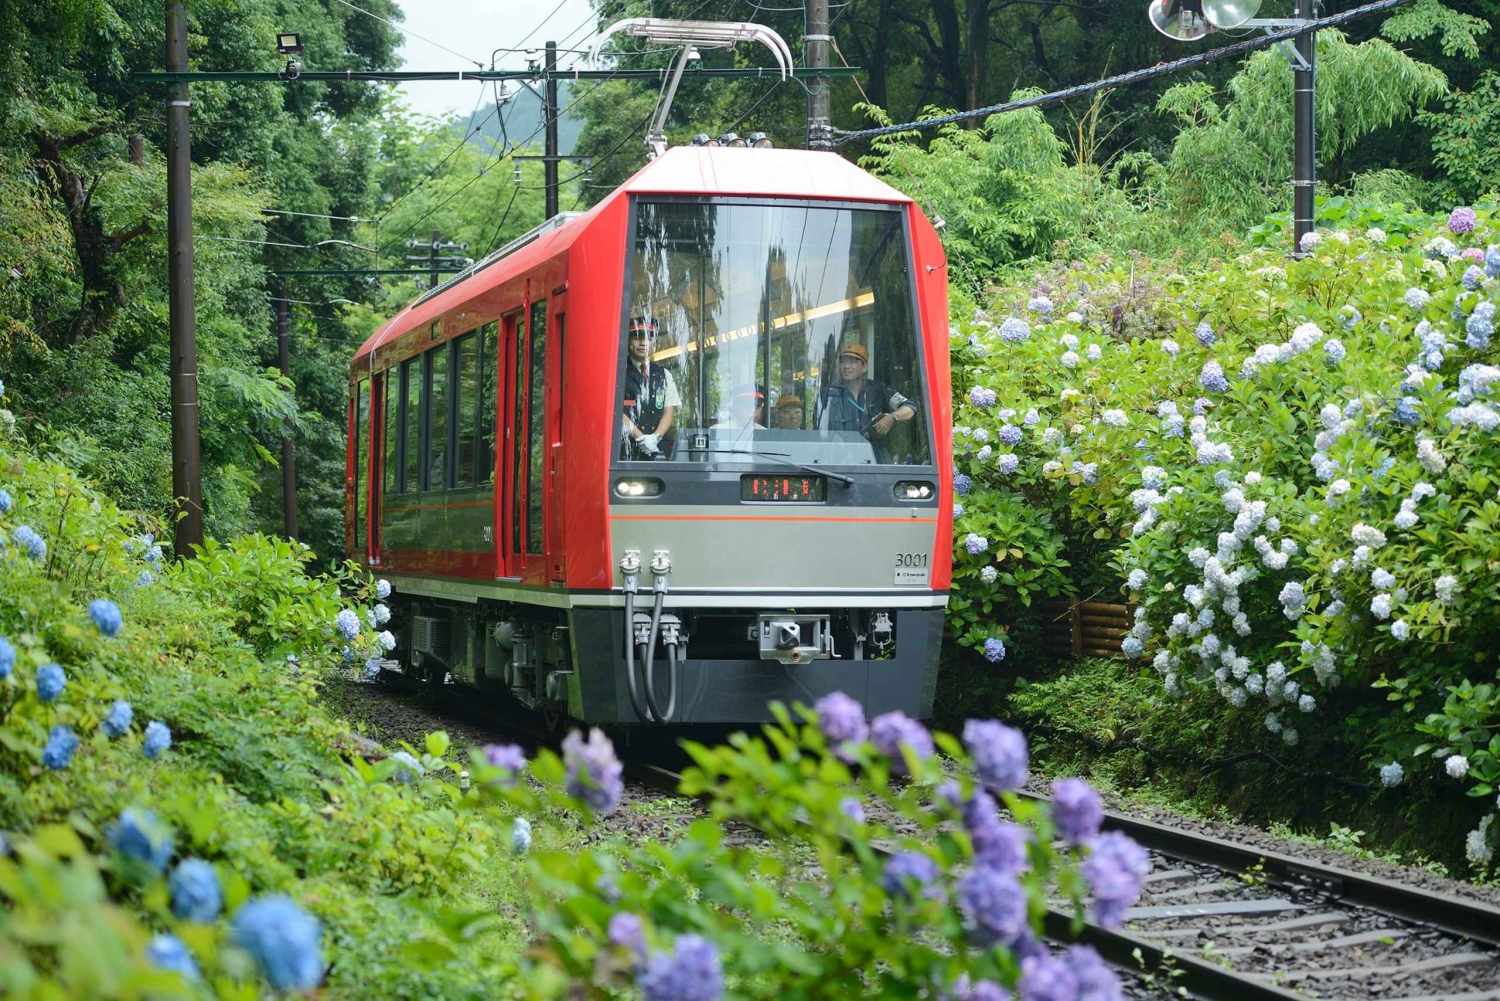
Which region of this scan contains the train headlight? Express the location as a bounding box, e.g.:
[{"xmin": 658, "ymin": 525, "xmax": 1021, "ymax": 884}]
[
  {"xmin": 614, "ymin": 477, "xmax": 665, "ymax": 498},
  {"xmin": 894, "ymin": 480, "xmax": 935, "ymax": 500},
  {"xmin": 718, "ymin": 132, "xmax": 746, "ymax": 147}
]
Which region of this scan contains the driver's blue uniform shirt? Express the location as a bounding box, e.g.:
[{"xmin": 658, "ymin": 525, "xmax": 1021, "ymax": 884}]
[{"xmin": 816, "ymin": 379, "xmax": 916, "ymax": 432}]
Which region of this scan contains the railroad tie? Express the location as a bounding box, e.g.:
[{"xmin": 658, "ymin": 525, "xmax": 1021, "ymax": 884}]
[
  {"xmin": 1132, "ymin": 910, "xmax": 1352, "ymax": 940},
  {"xmin": 1251, "ymin": 949, "xmax": 1496, "ymax": 983},
  {"xmin": 1126, "ymin": 897, "xmax": 1301, "ymax": 920}
]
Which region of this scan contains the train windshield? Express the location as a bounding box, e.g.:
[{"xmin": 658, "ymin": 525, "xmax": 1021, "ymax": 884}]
[{"xmin": 619, "ymin": 200, "xmax": 930, "ymax": 466}]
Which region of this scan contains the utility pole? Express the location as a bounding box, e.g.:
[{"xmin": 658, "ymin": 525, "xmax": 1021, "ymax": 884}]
[
  {"xmin": 1292, "ymin": 0, "xmax": 1317, "ymax": 256},
  {"xmin": 428, "ymin": 227, "xmax": 442, "ymax": 289},
  {"xmin": 404, "ymin": 231, "xmax": 470, "ymax": 288},
  {"xmin": 544, "ymin": 40, "xmax": 560, "ymax": 219},
  {"xmin": 166, "ymin": 2, "xmax": 204, "ymax": 556},
  {"xmin": 805, "ymin": 0, "xmax": 832, "ymax": 149},
  {"xmin": 275, "ymin": 293, "xmax": 298, "ymax": 540}
]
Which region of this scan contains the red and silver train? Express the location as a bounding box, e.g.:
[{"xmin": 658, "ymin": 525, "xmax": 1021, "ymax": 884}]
[{"xmin": 345, "ymin": 144, "xmax": 952, "ymax": 725}]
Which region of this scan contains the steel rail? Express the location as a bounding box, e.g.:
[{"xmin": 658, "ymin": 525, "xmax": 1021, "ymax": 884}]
[
  {"xmin": 624, "ymin": 762, "xmax": 1305, "ymax": 1001},
  {"xmin": 1016, "ymin": 790, "xmax": 1500, "ymax": 949}
]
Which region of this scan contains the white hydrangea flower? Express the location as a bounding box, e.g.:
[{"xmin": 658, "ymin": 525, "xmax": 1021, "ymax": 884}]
[
  {"xmin": 1411, "ymin": 481, "xmax": 1437, "ymax": 501},
  {"xmin": 1465, "ymin": 816, "xmax": 1494, "ymax": 866},
  {"xmin": 1394, "ymin": 509, "xmax": 1419, "ymax": 530},
  {"xmin": 1446, "ymin": 754, "xmax": 1470, "ymax": 779},
  {"xmin": 1350, "ymin": 523, "xmax": 1387, "ymax": 548},
  {"xmin": 1326, "ymin": 479, "xmax": 1352, "ymax": 504},
  {"xmin": 1102, "ymin": 408, "xmax": 1128, "ymax": 428},
  {"xmin": 1298, "ymin": 694, "xmax": 1315, "ymax": 713},
  {"xmin": 1061, "ymin": 350, "xmax": 1080, "ymax": 368},
  {"xmin": 1435, "ymin": 574, "xmax": 1460, "ymax": 605},
  {"xmin": 1352, "ymin": 545, "xmax": 1372, "ymax": 566},
  {"xmin": 1282, "ymin": 727, "xmax": 1299, "ymax": 746},
  {"xmin": 979, "ymin": 566, "xmax": 998, "ymax": 584},
  {"xmin": 1245, "ymin": 673, "xmax": 1265, "ymax": 695},
  {"xmin": 1371, "ymin": 567, "xmax": 1396, "ymax": 590},
  {"xmin": 1391, "ymin": 619, "xmax": 1410, "ymax": 640},
  {"xmin": 1127, "ymin": 568, "xmax": 1148, "ymax": 590},
  {"xmin": 1371, "ymin": 593, "xmax": 1393, "ymax": 620},
  {"xmin": 1379, "ymin": 762, "xmax": 1404, "ymax": 788},
  {"xmin": 1264, "ymin": 712, "xmax": 1283, "ymax": 734}
]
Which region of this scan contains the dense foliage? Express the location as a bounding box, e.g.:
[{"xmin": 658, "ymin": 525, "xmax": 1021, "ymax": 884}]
[{"xmin": 946, "ymin": 201, "xmax": 1500, "ymax": 871}]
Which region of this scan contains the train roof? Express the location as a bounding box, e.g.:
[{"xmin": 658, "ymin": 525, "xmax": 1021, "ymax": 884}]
[{"xmin": 352, "ymin": 146, "xmax": 915, "ymax": 369}]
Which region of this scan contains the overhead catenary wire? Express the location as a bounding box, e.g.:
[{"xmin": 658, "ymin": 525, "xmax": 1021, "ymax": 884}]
[
  {"xmin": 332, "ymin": 0, "xmax": 484, "ymax": 67},
  {"xmin": 833, "ymin": 0, "xmax": 1416, "ymax": 145}
]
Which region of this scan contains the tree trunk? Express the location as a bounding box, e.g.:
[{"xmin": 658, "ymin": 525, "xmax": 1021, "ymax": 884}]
[{"xmin": 32, "ymin": 129, "xmax": 127, "ymax": 344}]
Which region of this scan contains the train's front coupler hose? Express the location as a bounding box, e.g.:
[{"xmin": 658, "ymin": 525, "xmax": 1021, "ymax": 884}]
[
  {"xmin": 619, "ymin": 553, "xmax": 652, "ymax": 723},
  {"xmin": 642, "ymin": 551, "xmax": 674, "ymax": 722}
]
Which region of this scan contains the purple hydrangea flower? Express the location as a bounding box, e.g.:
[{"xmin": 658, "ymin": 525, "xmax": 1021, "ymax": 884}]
[
  {"xmin": 1200, "ymin": 360, "xmax": 1228, "ymax": 393},
  {"xmin": 998, "ymin": 424, "xmax": 1023, "ymax": 446},
  {"xmin": 637, "ymin": 934, "xmax": 723, "ymax": 1001},
  {"xmin": 983, "ymin": 637, "xmax": 1006, "ymax": 663},
  {"xmin": 969, "ymin": 386, "xmax": 998, "ymax": 409},
  {"xmin": 169, "ymin": 858, "xmax": 223, "ymax": 922},
  {"xmin": 963, "ymin": 719, "xmax": 1029, "ymax": 793},
  {"xmin": 0, "ymin": 636, "xmax": 13, "ymax": 681},
  {"xmin": 143, "ymin": 720, "xmax": 172, "ymax": 759},
  {"xmin": 108, "ymin": 807, "xmax": 174, "ymax": 872},
  {"xmin": 608, "ymin": 912, "xmax": 647, "ymax": 955},
  {"xmin": 814, "ymin": 691, "xmax": 868, "ymax": 759},
  {"xmin": 483, "ymin": 743, "xmax": 527, "ymax": 782},
  {"xmin": 334, "ymin": 609, "xmax": 360, "ymax": 639},
  {"xmin": 964, "ymin": 533, "xmax": 989, "ymax": 556},
  {"xmin": 954, "ymin": 473, "xmax": 973, "ymax": 496},
  {"xmin": 1081, "ymin": 831, "xmax": 1151, "ymax": 928},
  {"xmin": 880, "ymin": 851, "xmax": 943, "ymax": 901},
  {"xmin": 1050, "ymin": 777, "xmax": 1104, "ymax": 846},
  {"xmin": 42, "ymin": 725, "xmax": 79, "ymax": 770},
  {"xmin": 88, "ymin": 599, "xmax": 122, "ymax": 636},
  {"xmin": 1018, "ymin": 952, "xmax": 1081, "ymax": 1001},
  {"xmin": 957, "ymin": 866, "xmax": 1028, "ymax": 946},
  {"xmin": 36, "ymin": 662, "xmax": 65, "ymax": 702},
  {"xmin": 563, "ymin": 727, "xmax": 624, "ymax": 814},
  {"xmin": 1463, "ymin": 265, "xmax": 1485, "ymax": 290},
  {"xmin": 102, "ymin": 700, "xmax": 133, "ymax": 738},
  {"xmin": 147, "ymin": 933, "xmax": 200, "ymax": 982},
  {"xmin": 870, "ymin": 711, "xmax": 935, "ymax": 774},
  {"xmin": 963, "ymin": 789, "xmax": 1030, "ymax": 874},
  {"xmin": 1449, "ymin": 207, "xmax": 1477, "ymax": 234},
  {"xmin": 1194, "ymin": 321, "xmax": 1216, "ymax": 347},
  {"xmin": 1066, "ymin": 944, "xmax": 1124, "ymax": 1000},
  {"xmin": 839, "ymin": 796, "xmax": 866, "ymax": 824},
  {"xmin": 232, "ymin": 894, "xmax": 325, "ymax": 991}
]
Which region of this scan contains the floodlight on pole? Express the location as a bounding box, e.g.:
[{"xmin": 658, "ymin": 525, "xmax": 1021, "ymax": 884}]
[
  {"xmin": 1148, "ymin": 0, "xmax": 1214, "ymax": 41},
  {"xmin": 276, "ymin": 32, "xmax": 303, "ymax": 54}
]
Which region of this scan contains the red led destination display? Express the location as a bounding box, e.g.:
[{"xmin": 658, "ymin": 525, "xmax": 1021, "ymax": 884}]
[{"xmin": 741, "ymin": 475, "xmax": 828, "ymax": 502}]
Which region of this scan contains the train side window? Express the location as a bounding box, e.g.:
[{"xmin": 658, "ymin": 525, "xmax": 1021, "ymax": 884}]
[
  {"xmin": 454, "ymin": 331, "xmax": 479, "ymax": 487},
  {"xmin": 427, "ymin": 343, "xmax": 450, "ymax": 490},
  {"xmin": 402, "ymin": 357, "xmax": 420, "ymax": 492},
  {"xmin": 353, "ymin": 379, "xmax": 368, "ymax": 547},
  {"xmin": 526, "ymin": 299, "xmax": 547, "ymax": 554},
  {"xmin": 478, "ymin": 321, "xmax": 497, "ymax": 484},
  {"xmin": 383, "ymin": 370, "xmax": 398, "ymax": 497}
]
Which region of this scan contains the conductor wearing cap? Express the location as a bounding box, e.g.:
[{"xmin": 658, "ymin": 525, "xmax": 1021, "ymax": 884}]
[
  {"xmin": 621, "ymin": 316, "xmax": 680, "ymax": 459},
  {"xmin": 816, "ymin": 343, "xmax": 917, "ymax": 437}
]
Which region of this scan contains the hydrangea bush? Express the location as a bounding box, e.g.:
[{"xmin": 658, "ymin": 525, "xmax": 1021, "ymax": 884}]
[
  {"xmin": 948, "ymin": 200, "xmax": 1500, "ymax": 870},
  {"xmin": 469, "ymin": 698, "xmax": 1148, "ymax": 1000}
]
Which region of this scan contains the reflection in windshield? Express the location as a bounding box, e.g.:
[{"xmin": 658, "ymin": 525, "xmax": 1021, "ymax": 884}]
[{"xmin": 617, "ymin": 201, "xmax": 930, "ymax": 466}]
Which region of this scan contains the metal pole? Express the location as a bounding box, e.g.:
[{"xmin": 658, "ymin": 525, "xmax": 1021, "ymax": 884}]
[
  {"xmin": 166, "ymin": 2, "xmax": 204, "ymax": 556},
  {"xmin": 805, "ymin": 0, "xmax": 832, "ymax": 149},
  {"xmin": 429, "ymin": 227, "xmax": 440, "ymax": 289},
  {"xmin": 544, "ymin": 41, "xmax": 559, "ymax": 218},
  {"xmin": 1292, "ymin": 0, "xmax": 1316, "ymax": 255},
  {"xmin": 276, "ymin": 293, "xmax": 298, "ymax": 540}
]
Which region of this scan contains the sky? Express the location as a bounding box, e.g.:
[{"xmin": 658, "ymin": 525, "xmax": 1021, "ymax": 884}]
[{"xmin": 388, "ymin": 0, "xmax": 599, "ymax": 122}]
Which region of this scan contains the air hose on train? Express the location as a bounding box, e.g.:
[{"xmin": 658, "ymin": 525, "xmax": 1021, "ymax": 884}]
[{"xmin": 618, "ymin": 552, "xmax": 679, "ymax": 723}]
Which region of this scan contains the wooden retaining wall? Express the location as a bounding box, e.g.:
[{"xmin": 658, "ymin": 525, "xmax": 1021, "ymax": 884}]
[{"xmin": 1034, "ymin": 599, "xmax": 1134, "ymax": 659}]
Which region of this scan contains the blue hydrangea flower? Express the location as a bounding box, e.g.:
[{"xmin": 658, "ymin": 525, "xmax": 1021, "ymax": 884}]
[
  {"xmin": 999, "ymin": 317, "xmax": 1031, "ymax": 343},
  {"xmin": 563, "ymin": 727, "xmax": 624, "ymax": 814},
  {"xmin": 1082, "ymin": 831, "xmax": 1151, "ymax": 927},
  {"xmin": 954, "ymin": 473, "xmax": 973, "ymax": 496},
  {"xmin": 36, "ymin": 662, "xmax": 65, "ymax": 702},
  {"xmin": 0, "ymin": 488, "xmax": 10, "ymax": 513},
  {"xmin": 1394, "ymin": 398, "xmax": 1421, "ymax": 425},
  {"xmin": 1463, "ymin": 265, "xmax": 1485, "ymax": 290},
  {"xmin": 839, "ymin": 796, "xmax": 865, "ymax": 824},
  {"xmin": 1379, "ymin": 761, "xmax": 1404, "ymax": 787},
  {"xmin": 147, "ymin": 933, "xmax": 200, "ymax": 982},
  {"xmin": 983, "ymin": 636, "xmax": 1006, "ymax": 663},
  {"xmin": 42, "ymin": 725, "xmax": 79, "ymax": 770},
  {"xmin": 1404, "ymin": 287, "xmax": 1431, "ymax": 311},
  {"xmin": 814, "ymin": 691, "xmax": 868, "ymax": 759},
  {"xmin": 1487, "ymin": 244, "xmax": 1500, "ymax": 278},
  {"xmin": 1199, "ymin": 360, "xmax": 1228, "ymax": 393},
  {"xmin": 103, "ymin": 699, "xmax": 133, "ymax": 738},
  {"xmin": 957, "ymin": 866, "xmax": 1028, "ymax": 946},
  {"xmin": 364, "ymin": 656, "xmax": 381, "ymax": 678},
  {"xmin": 953, "ymin": 502, "xmax": 964, "ymax": 519},
  {"xmin": 232, "ymin": 894, "xmax": 325, "ymax": 992},
  {"xmin": 1050, "ymin": 777, "xmax": 1104, "ymax": 846},
  {"xmin": 964, "ymin": 533, "xmax": 988, "ymax": 556},
  {"xmin": 12, "ymin": 525, "xmax": 45, "ymax": 561},
  {"xmin": 870, "ymin": 711, "xmax": 934, "ymax": 774},
  {"xmin": 964, "ymin": 719, "xmax": 1029, "ymax": 793},
  {"xmin": 0, "ymin": 636, "xmax": 14, "ymax": 681},
  {"xmin": 963, "ymin": 788, "xmax": 1030, "ymax": 874},
  {"xmin": 170, "ymin": 858, "xmax": 223, "ymax": 922},
  {"xmin": 997, "ymin": 453, "xmax": 1020, "ymax": 474},
  {"xmin": 143, "ymin": 720, "xmax": 172, "ymax": 759},
  {"xmin": 88, "ymin": 599, "xmax": 122, "ymax": 637},
  {"xmin": 511, "ymin": 816, "xmax": 532, "ymax": 856},
  {"xmin": 968, "ymin": 386, "xmax": 997, "ymax": 409},
  {"xmin": 1065, "ymin": 944, "xmax": 1124, "ymax": 1001},
  {"xmin": 1325, "ymin": 338, "xmax": 1346, "ymax": 363},
  {"xmin": 997, "ymin": 424, "xmax": 1022, "ymax": 446},
  {"xmin": 389, "ymin": 750, "xmax": 423, "ymax": 783},
  {"xmin": 334, "ymin": 609, "xmax": 360, "ymax": 639},
  {"xmin": 1194, "ymin": 321, "xmax": 1216, "ymax": 347},
  {"xmin": 880, "ymin": 851, "xmax": 943, "ymax": 901},
  {"xmin": 108, "ymin": 807, "xmax": 174, "ymax": 872},
  {"xmin": 1019, "ymin": 953, "xmax": 1080, "ymax": 1001},
  {"xmin": 609, "ymin": 912, "xmax": 647, "ymax": 955},
  {"xmin": 375, "ymin": 578, "xmax": 392, "ymax": 600},
  {"xmin": 637, "ymin": 934, "xmax": 723, "ymax": 1001}
]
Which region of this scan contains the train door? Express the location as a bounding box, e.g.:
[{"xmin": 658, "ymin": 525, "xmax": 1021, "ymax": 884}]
[
  {"xmin": 368, "ymin": 369, "xmax": 385, "ymax": 565},
  {"xmin": 546, "ymin": 294, "xmax": 566, "ymax": 582},
  {"xmin": 497, "ymin": 308, "xmax": 525, "ymax": 579},
  {"xmin": 347, "ymin": 378, "xmax": 370, "ymax": 560}
]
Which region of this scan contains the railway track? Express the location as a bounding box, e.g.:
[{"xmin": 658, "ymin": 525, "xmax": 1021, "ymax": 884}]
[{"xmin": 347, "ymin": 680, "xmax": 1500, "ymax": 1000}]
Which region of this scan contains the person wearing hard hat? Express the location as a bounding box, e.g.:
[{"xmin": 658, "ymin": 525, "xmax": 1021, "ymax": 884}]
[
  {"xmin": 815, "ymin": 342, "xmax": 917, "ymax": 437},
  {"xmin": 620, "ymin": 316, "xmax": 680, "ymax": 459},
  {"xmin": 710, "ymin": 387, "xmax": 766, "ymax": 430},
  {"xmin": 774, "ymin": 394, "xmax": 804, "ymax": 430}
]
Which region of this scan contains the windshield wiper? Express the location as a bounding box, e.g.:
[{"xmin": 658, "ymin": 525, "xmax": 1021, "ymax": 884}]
[{"xmin": 683, "ymin": 448, "xmax": 855, "ymax": 487}]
